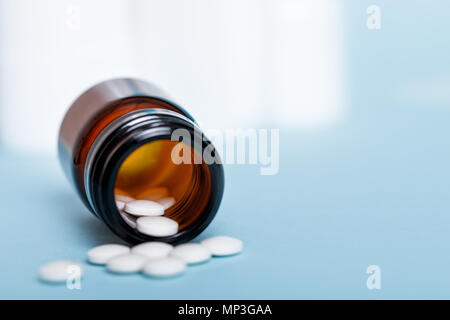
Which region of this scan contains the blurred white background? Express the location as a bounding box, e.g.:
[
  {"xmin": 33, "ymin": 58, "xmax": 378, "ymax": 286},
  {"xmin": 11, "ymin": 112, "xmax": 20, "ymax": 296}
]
[{"xmin": 0, "ymin": 0, "xmax": 345, "ymax": 155}]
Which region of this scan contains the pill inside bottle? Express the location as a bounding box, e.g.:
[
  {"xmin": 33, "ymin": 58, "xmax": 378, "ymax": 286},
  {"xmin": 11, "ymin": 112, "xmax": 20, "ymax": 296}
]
[
  {"xmin": 58, "ymin": 78, "xmax": 224, "ymax": 244},
  {"xmin": 115, "ymin": 141, "xmax": 210, "ymax": 231}
]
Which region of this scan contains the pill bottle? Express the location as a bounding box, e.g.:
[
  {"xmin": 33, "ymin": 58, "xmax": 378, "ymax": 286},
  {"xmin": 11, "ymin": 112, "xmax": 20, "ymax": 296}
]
[{"xmin": 58, "ymin": 78, "xmax": 224, "ymax": 244}]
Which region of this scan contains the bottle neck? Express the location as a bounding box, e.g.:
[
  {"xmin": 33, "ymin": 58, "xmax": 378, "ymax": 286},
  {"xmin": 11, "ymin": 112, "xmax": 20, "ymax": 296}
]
[{"xmin": 58, "ymin": 78, "xmax": 196, "ymax": 211}]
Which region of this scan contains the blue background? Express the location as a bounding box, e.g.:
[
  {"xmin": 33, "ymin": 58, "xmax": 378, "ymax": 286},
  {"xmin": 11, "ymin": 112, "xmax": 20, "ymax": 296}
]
[{"xmin": 1, "ymin": 1, "xmax": 450, "ymax": 299}]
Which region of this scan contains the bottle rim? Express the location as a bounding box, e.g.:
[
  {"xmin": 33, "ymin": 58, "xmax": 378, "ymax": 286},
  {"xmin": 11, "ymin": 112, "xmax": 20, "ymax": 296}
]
[{"xmin": 85, "ymin": 109, "xmax": 224, "ymax": 244}]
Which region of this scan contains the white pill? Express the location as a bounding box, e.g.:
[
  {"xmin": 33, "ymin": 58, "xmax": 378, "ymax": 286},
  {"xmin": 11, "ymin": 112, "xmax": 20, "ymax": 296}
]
[
  {"xmin": 39, "ymin": 261, "xmax": 83, "ymax": 283},
  {"xmin": 136, "ymin": 187, "xmax": 169, "ymax": 201},
  {"xmin": 87, "ymin": 244, "xmax": 130, "ymax": 264},
  {"xmin": 124, "ymin": 200, "xmax": 165, "ymax": 217},
  {"xmin": 106, "ymin": 253, "xmax": 147, "ymax": 274},
  {"xmin": 136, "ymin": 216, "xmax": 179, "ymax": 237},
  {"xmin": 120, "ymin": 211, "xmax": 137, "ymax": 228},
  {"xmin": 170, "ymin": 243, "xmax": 211, "ymax": 264},
  {"xmin": 142, "ymin": 257, "xmax": 186, "ymax": 278},
  {"xmin": 116, "ymin": 200, "xmax": 125, "ymax": 211},
  {"xmin": 157, "ymin": 197, "xmax": 176, "ymax": 210},
  {"xmin": 115, "ymin": 194, "xmax": 135, "ymax": 203},
  {"xmin": 131, "ymin": 242, "xmax": 173, "ymax": 259},
  {"xmin": 201, "ymin": 236, "xmax": 244, "ymax": 256}
]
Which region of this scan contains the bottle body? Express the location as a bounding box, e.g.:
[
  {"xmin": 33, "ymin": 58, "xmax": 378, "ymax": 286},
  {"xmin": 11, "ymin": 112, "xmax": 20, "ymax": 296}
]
[{"xmin": 58, "ymin": 78, "xmax": 224, "ymax": 244}]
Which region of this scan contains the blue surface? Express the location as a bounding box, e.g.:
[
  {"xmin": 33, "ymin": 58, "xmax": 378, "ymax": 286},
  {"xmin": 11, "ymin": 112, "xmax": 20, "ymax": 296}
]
[
  {"xmin": 1, "ymin": 0, "xmax": 450, "ymax": 299},
  {"xmin": 1, "ymin": 109, "xmax": 450, "ymax": 299}
]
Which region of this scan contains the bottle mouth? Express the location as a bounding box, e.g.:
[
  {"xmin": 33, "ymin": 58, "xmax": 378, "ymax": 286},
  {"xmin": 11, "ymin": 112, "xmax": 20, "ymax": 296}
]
[
  {"xmin": 114, "ymin": 139, "xmax": 212, "ymax": 231},
  {"xmin": 86, "ymin": 109, "xmax": 224, "ymax": 244}
]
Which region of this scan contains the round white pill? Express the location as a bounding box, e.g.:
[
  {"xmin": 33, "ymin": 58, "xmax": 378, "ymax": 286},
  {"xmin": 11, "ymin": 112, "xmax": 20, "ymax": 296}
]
[
  {"xmin": 170, "ymin": 243, "xmax": 211, "ymax": 264},
  {"xmin": 87, "ymin": 244, "xmax": 130, "ymax": 264},
  {"xmin": 106, "ymin": 253, "xmax": 147, "ymax": 274},
  {"xmin": 136, "ymin": 216, "xmax": 179, "ymax": 237},
  {"xmin": 124, "ymin": 200, "xmax": 164, "ymax": 217},
  {"xmin": 142, "ymin": 257, "xmax": 186, "ymax": 278},
  {"xmin": 157, "ymin": 197, "xmax": 176, "ymax": 210},
  {"xmin": 136, "ymin": 187, "xmax": 169, "ymax": 201},
  {"xmin": 115, "ymin": 194, "xmax": 135, "ymax": 203},
  {"xmin": 131, "ymin": 242, "xmax": 173, "ymax": 259},
  {"xmin": 201, "ymin": 236, "xmax": 244, "ymax": 256},
  {"xmin": 120, "ymin": 211, "xmax": 137, "ymax": 228},
  {"xmin": 116, "ymin": 200, "xmax": 125, "ymax": 211},
  {"xmin": 39, "ymin": 261, "xmax": 83, "ymax": 283}
]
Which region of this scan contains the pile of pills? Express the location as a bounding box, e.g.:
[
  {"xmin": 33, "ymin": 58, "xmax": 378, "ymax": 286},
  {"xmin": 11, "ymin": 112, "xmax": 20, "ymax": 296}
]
[
  {"xmin": 38, "ymin": 236, "xmax": 243, "ymax": 282},
  {"xmin": 90, "ymin": 236, "xmax": 243, "ymax": 278},
  {"xmin": 38, "ymin": 187, "xmax": 244, "ymax": 283},
  {"xmin": 115, "ymin": 187, "xmax": 179, "ymax": 237}
]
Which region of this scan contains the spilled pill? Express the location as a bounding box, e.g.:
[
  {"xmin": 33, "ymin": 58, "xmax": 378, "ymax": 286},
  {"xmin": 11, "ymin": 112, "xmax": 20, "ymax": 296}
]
[
  {"xmin": 124, "ymin": 200, "xmax": 164, "ymax": 217},
  {"xmin": 131, "ymin": 242, "xmax": 173, "ymax": 259},
  {"xmin": 142, "ymin": 257, "xmax": 186, "ymax": 278},
  {"xmin": 87, "ymin": 244, "xmax": 130, "ymax": 265},
  {"xmin": 106, "ymin": 253, "xmax": 147, "ymax": 274},
  {"xmin": 170, "ymin": 243, "xmax": 211, "ymax": 265},
  {"xmin": 39, "ymin": 261, "xmax": 83, "ymax": 283},
  {"xmin": 137, "ymin": 216, "xmax": 179, "ymax": 237},
  {"xmin": 201, "ymin": 236, "xmax": 243, "ymax": 256}
]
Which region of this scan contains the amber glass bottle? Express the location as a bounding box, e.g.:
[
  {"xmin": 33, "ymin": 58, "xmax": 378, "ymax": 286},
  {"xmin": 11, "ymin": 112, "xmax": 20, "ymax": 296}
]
[{"xmin": 58, "ymin": 78, "xmax": 224, "ymax": 244}]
